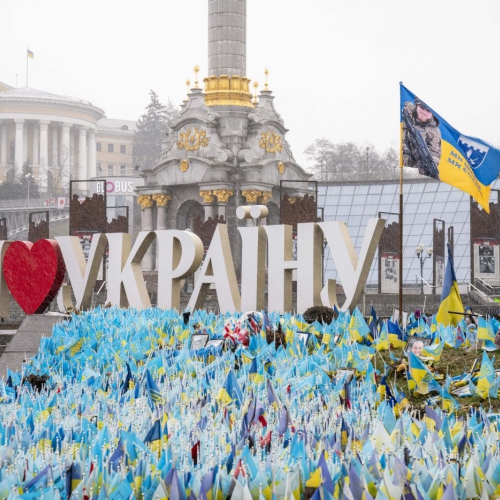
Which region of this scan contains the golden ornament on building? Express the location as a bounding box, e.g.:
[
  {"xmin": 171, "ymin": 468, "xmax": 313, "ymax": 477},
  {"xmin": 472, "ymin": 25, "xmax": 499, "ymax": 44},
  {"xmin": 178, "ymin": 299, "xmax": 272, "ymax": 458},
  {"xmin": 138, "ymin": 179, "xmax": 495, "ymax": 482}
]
[
  {"xmin": 260, "ymin": 191, "xmax": 273, "ymax": 204},
  {"xmin": 259, "ymin": 130, "xmax": 283, "ymax": 154},
  {"xmin": 137, "ymin": 194, "xmax": 154, "ymax": 210},
  {"xmin": 152, "ymin": 193, "xmax": 172, "ymax": 207},
  {"xmin": 203, "ymin": 75, "xmax": 253, "ymax": 107},
  {"xmin": 199, "ymin": 190, "xmax": 215, "ymax": 203},
  {"xmin": 213, "ymin": 189, "xmax": 234, "ymax": 203},
  {"xmin": 177, "ymin": 127, "xmax": 210, "ymax": 151},
  {"xmin": 179, "ymin": 159, "xmax": 190, "ymax": 172},
  {"xmin": 277, "ymin": 162, "xmax": 286, "ymax": 175},
  {"xmin": 241, "ymin": 190, "xmax": 262, "ymax": 204}
]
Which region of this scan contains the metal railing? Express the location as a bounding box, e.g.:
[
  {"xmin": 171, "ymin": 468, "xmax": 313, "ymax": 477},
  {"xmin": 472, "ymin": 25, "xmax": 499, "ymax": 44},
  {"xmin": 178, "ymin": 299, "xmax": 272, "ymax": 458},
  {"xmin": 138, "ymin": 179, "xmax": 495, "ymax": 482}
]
[{"xmin": 415, "ymin": 274, "xmax": 437, "ymax": 289}]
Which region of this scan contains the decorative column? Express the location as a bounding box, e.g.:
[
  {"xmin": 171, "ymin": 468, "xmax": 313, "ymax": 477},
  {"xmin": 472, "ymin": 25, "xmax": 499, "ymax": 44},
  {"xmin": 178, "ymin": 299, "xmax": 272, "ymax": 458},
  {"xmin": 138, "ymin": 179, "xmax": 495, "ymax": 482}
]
[
  {"xmin": 32, "ymin": 123, "xmax": 39, "ymax": 167},
  {"xmin": 78, "ymin": 126, "xmax": 88, "ymax": 181},
  {"xmin": 137, "ymin": 195, "xmax": 154, "ymax": 271},
  {"xmin": 51, "ymin": 124, "xmax": 58, "ymax": 166},
  {"xmin": 259, "ymin": 191, "xmax": 272, "ymax": 225},
  {"xmin": 152, "ymin": 194, "xmax": 171, "ymax": 231},
  {"xmin": 39, "ymin": 121, "xmax": 49, "ymax": 191},
  {"xmin": 23, "ymin": 123, "xmax": 28, "ymax": 163},
  {"xmin": 87, "ymin": 129, "xmax": 96, "ymax": 179},
  {"xmin": 61, "ymin": 123, "xmax": 71, "ymax": 188},
  {"xmin": 213, "ymin": 189, "xmax": 234, "ymax": 220},
  {"xmin": 199, "ymin": 190, "xmax": 215, "ymax": 220},
  {"xmin": 14, "ymin": 119, "xmax": 24, "ymax": 171},
  {"xmin": 0, "ymin": 121, "xmax": 7, "ymax": 166},
  {"xmin": 242, "ymin": 190, "xmax": 262, "ymax": 225},
  {"xmin": 70, "ymin": 134, "xmax": 75, "ymax": 173}
]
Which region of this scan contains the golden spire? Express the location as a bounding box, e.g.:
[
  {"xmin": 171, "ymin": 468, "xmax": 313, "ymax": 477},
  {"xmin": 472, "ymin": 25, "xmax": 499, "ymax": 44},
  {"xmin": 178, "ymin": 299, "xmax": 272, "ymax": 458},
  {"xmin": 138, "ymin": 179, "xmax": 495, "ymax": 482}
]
[
  {"xmin": 252, "ymin": 81, "xmax": 259, "ymax": 104},
  {"xmin": 264, "ymin": 68, "xmax": 270, "ymax": 90},
  {"xmin": 194, "ymin": 65, "xmax": 200, "ymax": 89},
  {"xmin": 186, "ymin": 79, "xmax": 191, "ymax": 95}
]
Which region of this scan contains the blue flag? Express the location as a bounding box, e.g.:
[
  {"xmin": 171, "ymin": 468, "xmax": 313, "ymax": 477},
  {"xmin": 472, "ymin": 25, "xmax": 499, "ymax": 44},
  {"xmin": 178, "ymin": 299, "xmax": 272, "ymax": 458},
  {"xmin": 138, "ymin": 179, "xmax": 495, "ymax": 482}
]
[{"xmin": 400, "ymin": 84, "xmax": 500, "ymax": 211}]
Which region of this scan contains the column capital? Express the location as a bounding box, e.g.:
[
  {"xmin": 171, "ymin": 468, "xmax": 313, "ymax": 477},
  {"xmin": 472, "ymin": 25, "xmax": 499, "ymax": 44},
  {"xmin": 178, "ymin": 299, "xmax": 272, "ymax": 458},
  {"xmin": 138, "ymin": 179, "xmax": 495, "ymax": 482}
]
[
  {"xmin": 14, "ymin": 118, "xmax": 25, "ymax": 128},
  {"xmin": 88, "ymin": 128, "xmax": 96, "ymax": 138},
  {"xmin": 137, "ymin": 194, "xmax": 154, "ymax": 210},
  {"xmin": 152, "ymin": 193, "xmax": 172, "ymax": 207},
  {"xmin": 39, "ymin": 120, "xmax": 50, "ymax": 130},
  {"xmin": 61, "ymin": 122, "xmax": 72, "ymax": 132},
  {"xmin": 213, "ymin": 189, "xmax": 234, "ymax": 203},
  {"xmin": 199, "ymin": 190, "xmax": 214, "ymax": 203},
  {"xmin": 79, "ymin": 125, "xmax": 88, "ymax": 134},
  {"xmin": 259, "ymin": 191, "xmax": 273, "ymax": 204},
  {"xmin": 241, "ymin": 189, "xmax": 262, "ymax": 204}
]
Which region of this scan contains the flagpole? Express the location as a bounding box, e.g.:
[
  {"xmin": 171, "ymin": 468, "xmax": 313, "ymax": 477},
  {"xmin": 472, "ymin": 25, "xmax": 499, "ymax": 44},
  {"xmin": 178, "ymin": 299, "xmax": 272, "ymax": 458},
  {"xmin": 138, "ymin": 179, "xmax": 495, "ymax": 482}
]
[
  {"xmin": 26, "ymin": 46, "xmax": 29, "ymax": 87},
  {"xmin": 399, "ymin": 83, "xmax": 404, "ymax": 320}
]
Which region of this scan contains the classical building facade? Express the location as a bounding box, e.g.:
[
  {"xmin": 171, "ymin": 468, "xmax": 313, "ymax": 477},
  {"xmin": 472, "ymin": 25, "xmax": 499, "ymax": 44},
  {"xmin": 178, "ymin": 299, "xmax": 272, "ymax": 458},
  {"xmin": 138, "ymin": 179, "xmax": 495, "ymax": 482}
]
[
  {"xmin": 136, "ymin": 0, "xmax": 313, "ymax": 272},
  {"xmin": 0, "ymin": 83, "xmax": 137, "ymax": 194}
]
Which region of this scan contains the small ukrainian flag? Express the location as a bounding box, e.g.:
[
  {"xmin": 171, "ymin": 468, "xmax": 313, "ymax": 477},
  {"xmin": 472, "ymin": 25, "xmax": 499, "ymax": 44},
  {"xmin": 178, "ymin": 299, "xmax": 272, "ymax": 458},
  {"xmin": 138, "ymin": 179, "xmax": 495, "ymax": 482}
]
[{"xmin": 27, "ymin": 48, "xmax": 34, "ymax": 59}]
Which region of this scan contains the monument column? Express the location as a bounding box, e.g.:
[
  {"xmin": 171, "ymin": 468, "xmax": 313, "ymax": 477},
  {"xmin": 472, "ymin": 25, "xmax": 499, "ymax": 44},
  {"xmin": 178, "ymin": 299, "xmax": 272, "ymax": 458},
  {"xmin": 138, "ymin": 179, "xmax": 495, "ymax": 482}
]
[
  {"xmin": 78, "ymin": 126, "xmax": 88, "ymax": 181},
  {"xmin": 152, "ymin": 194, "xmax": 171, "ymax": 231},
  {"xmin": 32, "ymin": 123, "xmax": 39, "ymax": 167},
  {"xmin": 138, "ymin": 195, "xmax": 154, "ymax": 271},
  {"xmin": 14, "ymin": 119, "xmax": 24, "ymax": 170},
  {"xmin": 0, "ymin": 121, "xmax": 7, "ymax": 166},
  {"xmin": 87, "ymin": 129, "xmax": 96, "ymax": 179},
  {"xmin": 208, "ymin": 0, "xmax": 246, "ymax": 77},
  {"xmin": 199, "ymin": 190, "xmax": 215, "ymax": 220}
]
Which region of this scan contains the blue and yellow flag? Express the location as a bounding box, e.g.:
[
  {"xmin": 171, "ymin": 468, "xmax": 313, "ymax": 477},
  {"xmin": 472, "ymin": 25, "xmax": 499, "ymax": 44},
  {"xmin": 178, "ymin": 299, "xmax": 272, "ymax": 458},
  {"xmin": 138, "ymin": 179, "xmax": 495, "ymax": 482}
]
[
  {"xmin": 400, "ymin": 84, "xmax": 500, "ymax": 211},
  {"xmin": 436, "ymin": 243, "xmax": 464, "ymax": 326}
]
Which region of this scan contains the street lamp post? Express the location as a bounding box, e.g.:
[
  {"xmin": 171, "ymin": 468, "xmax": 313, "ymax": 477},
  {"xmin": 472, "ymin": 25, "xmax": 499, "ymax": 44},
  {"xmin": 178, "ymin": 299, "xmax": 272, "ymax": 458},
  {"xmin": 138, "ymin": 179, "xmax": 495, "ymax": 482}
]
[
  {"xmin": 25, "ymin": 173, "xmax": 36, "ymax": 200},
  {"xmin": 415, "ymin": 244, "xmax": 433, "ymax": 294}
]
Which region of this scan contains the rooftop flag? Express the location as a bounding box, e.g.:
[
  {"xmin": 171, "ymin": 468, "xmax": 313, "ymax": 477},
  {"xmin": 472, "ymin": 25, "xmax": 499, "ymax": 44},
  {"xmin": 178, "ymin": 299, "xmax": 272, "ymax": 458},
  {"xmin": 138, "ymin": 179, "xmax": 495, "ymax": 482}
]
[
  {"xmin": 27, "ymin": 48, "xmax": 34, "ymax": 59},
  {"xmin": 400, "ymin": 83, "xmax": 500, "ymax": 212}
]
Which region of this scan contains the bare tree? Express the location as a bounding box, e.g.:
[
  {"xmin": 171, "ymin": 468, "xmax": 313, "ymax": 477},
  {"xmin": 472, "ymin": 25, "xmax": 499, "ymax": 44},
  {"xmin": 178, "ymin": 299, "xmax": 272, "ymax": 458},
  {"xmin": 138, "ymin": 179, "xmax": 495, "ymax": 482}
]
[
  {"xmin": 38, "ymin": 145, "xmax": 75, "ymax": 198},
  {"xmin": 305, "ymin": 139, "xmax": 399, "ymax": 179}
]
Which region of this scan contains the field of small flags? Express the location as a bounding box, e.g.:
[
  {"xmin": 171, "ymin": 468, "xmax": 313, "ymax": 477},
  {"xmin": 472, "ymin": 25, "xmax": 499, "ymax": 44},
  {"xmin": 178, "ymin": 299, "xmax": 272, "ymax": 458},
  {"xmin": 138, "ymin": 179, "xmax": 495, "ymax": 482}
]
[{"xmin": 1, "ymin": 306, "xmax": 500, "ymax": 499}]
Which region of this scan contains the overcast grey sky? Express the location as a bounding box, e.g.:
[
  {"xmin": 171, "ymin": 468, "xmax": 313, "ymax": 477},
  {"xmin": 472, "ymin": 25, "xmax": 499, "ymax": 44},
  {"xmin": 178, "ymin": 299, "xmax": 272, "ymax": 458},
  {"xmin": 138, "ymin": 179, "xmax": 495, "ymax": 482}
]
[{"xmin": 2, "ymin": 0, "xmax": 500, "ymax": 169}]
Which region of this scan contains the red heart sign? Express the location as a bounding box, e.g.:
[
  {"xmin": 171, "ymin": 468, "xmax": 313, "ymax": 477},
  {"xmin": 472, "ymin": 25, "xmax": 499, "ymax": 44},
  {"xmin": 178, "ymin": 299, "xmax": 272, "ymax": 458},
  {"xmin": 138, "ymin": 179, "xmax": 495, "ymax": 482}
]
[{"xmin": 3, "ymin": 240, "xmax": 66, "ymax": 315}]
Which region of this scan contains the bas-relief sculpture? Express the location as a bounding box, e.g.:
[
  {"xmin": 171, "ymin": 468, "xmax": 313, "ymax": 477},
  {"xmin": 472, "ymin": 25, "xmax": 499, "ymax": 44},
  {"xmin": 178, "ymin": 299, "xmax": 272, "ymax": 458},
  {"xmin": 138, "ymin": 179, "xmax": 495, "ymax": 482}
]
[{"xmin": 0, "ymin": 216, "xmax": 386, "ymax": 315}]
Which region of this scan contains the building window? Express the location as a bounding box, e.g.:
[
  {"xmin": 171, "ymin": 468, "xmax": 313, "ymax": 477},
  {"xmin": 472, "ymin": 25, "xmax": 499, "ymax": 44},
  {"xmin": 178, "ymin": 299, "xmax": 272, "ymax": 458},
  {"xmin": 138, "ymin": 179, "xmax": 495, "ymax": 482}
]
[
  {"xmin": 108, "ymin": 144, "xmax": 114, "ymax": 153},
  {"xmin": 120, "ymin": 165, "xmax": 126, "ymax": 175},
  {"xmin": 108, "ymin": 164, "xmax": 114, "ymax": 175},
  {"xmin": 97, "ymin": 163, "xmax": 102, "ymax": 175},
  {"xmin": 120, "ymin": 145, "xmax": 126, "ymax": 154},
  {"xmin": 96, "ymin": 142, "xmax": 101, "ymax": 152}
]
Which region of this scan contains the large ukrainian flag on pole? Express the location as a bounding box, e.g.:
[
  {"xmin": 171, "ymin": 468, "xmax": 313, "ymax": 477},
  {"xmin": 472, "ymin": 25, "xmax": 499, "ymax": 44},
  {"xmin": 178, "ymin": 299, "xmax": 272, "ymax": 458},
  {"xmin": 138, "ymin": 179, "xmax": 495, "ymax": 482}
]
[
  {"xmin": 436, "ymin": 243, "xmax": 464, "ymax": 326},
  {"xmin": 400, "ymin": 84, "xmax": 500, "ymax": 212}
]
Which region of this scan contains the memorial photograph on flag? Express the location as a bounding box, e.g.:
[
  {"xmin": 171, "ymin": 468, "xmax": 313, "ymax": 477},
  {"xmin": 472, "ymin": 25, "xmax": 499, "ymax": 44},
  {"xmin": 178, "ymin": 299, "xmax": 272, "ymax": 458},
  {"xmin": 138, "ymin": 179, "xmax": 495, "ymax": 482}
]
[{"xmin": 400, "ymin": 84, "xmax": 500, "ymax": 211}]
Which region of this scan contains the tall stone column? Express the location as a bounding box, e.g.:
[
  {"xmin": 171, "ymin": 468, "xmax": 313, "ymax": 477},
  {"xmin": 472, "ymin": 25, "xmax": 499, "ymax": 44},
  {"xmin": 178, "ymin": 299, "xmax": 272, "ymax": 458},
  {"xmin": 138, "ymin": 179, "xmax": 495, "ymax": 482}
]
[
  {"xmin": 78, "ymin": 126, "xmax": 88, "ymax": 181},
  {"xmin": 23, "ymin": 123, "xmax": 28, "ymax": 163},
  {"xmin": 0, "ymin": 121, "xmax": 7, "ymax": 166},
  {"xmin": 14, "ymin": 119, "xmax": 24, "ymax": 171},
  {"xmin": 208, "ymin": 0, "xmax": 246, "ymax": 77},
  {"xmin": 51, "ymin": 124, "xmax": 58, "ymax": 166},
  {"xmin": 39, "ymin": 121, "xmax": 49, "ymax": 191},
  {"xmin": 213, "ymin": 189, "xmax": 233, "ymax": 220},
  {"xmin": 138, "ymin": 195, "xmax": 154, "ymax": 271},
  {"xmin": 87, "ymin": 129, "xmax": 96, "ymax": 179},
  {"xmin": 61, "ymin": 123, "xmax": 71, "ymax": 188},
  {"xmin": 32, "ymin": 123, "xmax": 39, "ymax": 167},
  {"xmin": 152, "ymin": 194, "xmax": 171, "ymax": 231},
  {"xmin": 199, "ymin": 190, "xmax": 215, "ymax": 220}
]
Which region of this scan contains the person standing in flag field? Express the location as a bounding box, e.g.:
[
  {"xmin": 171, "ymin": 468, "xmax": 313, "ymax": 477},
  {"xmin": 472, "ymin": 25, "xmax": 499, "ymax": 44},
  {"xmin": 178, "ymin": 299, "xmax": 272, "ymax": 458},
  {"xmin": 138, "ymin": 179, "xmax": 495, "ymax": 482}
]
[{"xmin": 402, "ymin": 98, "xmax": 442, "ymax": 179}]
